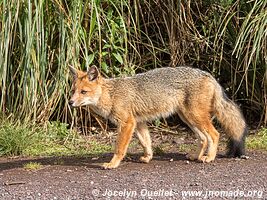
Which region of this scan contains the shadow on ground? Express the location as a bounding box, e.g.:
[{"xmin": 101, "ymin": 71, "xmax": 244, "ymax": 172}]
[{"xmin": 0, "ymin": 152, "xmax": 194, "ymax": 171}]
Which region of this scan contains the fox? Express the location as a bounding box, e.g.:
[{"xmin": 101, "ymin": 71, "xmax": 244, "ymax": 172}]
[{"xmin": 69, "ymin": 65, "xmax": 247, "ymax": 169}]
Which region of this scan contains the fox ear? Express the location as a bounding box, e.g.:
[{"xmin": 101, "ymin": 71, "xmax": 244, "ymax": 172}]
[
  {"xmin": 87, "ymin": 65, "xmax": 99, "ymax": 81},
  {"xmin": 69, "ymin": 65, "xmax": 78, "ymax": 79}
]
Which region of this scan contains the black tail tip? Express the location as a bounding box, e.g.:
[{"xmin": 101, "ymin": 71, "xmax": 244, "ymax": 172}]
[
  {"xmin": 226, "ymin": 127, "xmax": 247, "ymax": 158},
  {"xmin": 226, "ymin": 138, "xmax": 245, "ymax": 157}
]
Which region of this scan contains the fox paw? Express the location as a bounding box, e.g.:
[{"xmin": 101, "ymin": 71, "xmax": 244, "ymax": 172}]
[
  {"xmin": 139, "ymin": 155, "xmax": 152, "ymax": 163},
  {"xmin": 199, "ymin": 156, "xmax": 215, "ymax": 163},
  {"xmin": 102, "ymin": 162, "xmax": 120, "ymax": 169}
]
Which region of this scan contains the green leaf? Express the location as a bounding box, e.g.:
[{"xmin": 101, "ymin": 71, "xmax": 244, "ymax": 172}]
[
  {"xmin": 101, "ymin": 62, "xmax": 109, "ymax": 74},
  {"xmin": 112, "ymin": 53, "xmax": 123, "ymax": 64},
  {"xmin": 101, "ymin": 52, "xmax": 109, "ymax": 57},
  {"xmin": 87, "ymin": 54, "xmax": 94, "ymax": 66}
]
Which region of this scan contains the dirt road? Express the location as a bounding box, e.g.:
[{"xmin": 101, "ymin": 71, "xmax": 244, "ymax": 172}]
[{"xmin": 0, "ymin": 151, "xmax": 266, "ymax": 200}]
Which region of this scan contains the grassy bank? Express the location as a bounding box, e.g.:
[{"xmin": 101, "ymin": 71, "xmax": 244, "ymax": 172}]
[
  {"xmin": 0, "ymin": 120, "xmax": 111, "ymax": 157},
  {"xmin": 0, "ymin": 120, "xmax": 266, "ymax": 158}
]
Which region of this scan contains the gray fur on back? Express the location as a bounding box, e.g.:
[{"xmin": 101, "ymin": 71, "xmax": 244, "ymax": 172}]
[{"xmin": 105, "ymin": 66, "xmax": 214, "ymax": 121}]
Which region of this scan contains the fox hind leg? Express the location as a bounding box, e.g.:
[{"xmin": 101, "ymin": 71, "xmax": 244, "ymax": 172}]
[
  {"xmin": 187, "ymin": 127, "xmax": 208, "ymax": 161},
  {"xmin": 178, "ymin": 78, "xmax": 220, "ymax": 162},
  {"xmin": 187, "ymin": 119, "xmax": 220, "ymax": 163},
  {"xmin": 136, "ymin": 122, "xmax": 153, "ymax": 163},
  {"xmin": 177, "ymin": 111, "xmax": 208, "ymax": 161},
  {"xmin": 200, "ymin": 122, "xmax": 220, "ymax": 163}
]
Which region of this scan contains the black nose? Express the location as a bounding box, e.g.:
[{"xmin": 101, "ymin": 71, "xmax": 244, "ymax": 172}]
[{"xmin": 69, "ymin": 100, "xmax": 74, "ymax": 106}]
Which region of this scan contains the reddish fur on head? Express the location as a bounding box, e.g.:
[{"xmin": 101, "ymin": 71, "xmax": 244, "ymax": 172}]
[{"xmin": 69, "ymin": 66, "xmax": 102, "ymax": 107}]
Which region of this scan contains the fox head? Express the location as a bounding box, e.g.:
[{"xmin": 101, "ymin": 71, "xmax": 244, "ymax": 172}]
[{"xmin": 69, "ymin": 66, "xmax": 102, "ymax": 107}]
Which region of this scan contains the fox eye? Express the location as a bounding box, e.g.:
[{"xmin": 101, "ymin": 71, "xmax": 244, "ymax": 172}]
[{"xmin": 81, "ymin": 90, "xmax": 87, "ymax": 94}]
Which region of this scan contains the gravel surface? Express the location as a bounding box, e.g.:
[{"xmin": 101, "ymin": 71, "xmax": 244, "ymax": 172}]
[{"xmin": 0, "ymin": 151, "xmax": 266, "ymax": 200}]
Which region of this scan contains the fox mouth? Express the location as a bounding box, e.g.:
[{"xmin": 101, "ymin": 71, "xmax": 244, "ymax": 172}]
[
  {"xmin": 70, "ymin": 103, "xmax": 87, "ymax": 107},
  {"xmin": 69, "ymin": 100, "xmax": 93, "ymax": 108},
  {"xmin": 69, "ymin": 104, "xmax": 79, "ymax": 108},
  {"xmin": 69, "ymin": 100, "xmax": 83, "ymax": 107},
  {"xmin": 69, "ymin": 96, "xmax": 98, "ymax": 107}
]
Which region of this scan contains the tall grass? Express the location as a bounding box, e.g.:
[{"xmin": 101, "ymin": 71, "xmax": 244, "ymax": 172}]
[
  {"xmin": 140, "ymin": 0, "xmax": 266, "ymax": 123},
  {"xmin": 0, "ymin": 0, "xmax": 266, "ymax": 130},
  {"xmin": 0, "ymin": 0, "xmax": 144, "ymax": 126}
]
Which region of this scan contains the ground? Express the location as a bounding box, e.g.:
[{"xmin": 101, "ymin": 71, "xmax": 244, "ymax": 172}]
[
  {"xmin": 0, "ymin": 152, "xmax": 266, "ymax": 200},
  {"xmin": 0, "ymin": 129, "xmax": 266, "ymax": 200}
]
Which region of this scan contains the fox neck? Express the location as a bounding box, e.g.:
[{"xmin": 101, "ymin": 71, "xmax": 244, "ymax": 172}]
[{"xmin": 91, "ymin": 79, "xmax": 113, "ymax": 120}]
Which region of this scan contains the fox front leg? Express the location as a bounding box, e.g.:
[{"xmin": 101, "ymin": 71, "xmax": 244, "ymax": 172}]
[
  {"xmin": 136, "ymin": 122, "xmax": 153, "ymax": 163},
  {"xmin": 103, "ymin": 117, "xmax": 136, "ymax": 169}
]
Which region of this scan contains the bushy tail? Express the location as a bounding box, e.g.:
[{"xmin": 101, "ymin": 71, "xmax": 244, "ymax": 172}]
[{"xmin": 213, "ymin": 83, "xmax": 247, "ymax": 157}]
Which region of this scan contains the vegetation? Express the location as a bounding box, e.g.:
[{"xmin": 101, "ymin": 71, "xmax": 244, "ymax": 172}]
[
  {"xmin": 0, "ymin": 0, "xmax": 266, "ymax": 136},
  {"xmin": 247, "ymin": 128, "xmax": 267, "ymax": 150},
  {"xmin": 0, "ymin": 119, "xmax": 266, "ymax": 157},
  {"xmin": 23, "ymin": 162, "xmax": 43, "ymax": 170},
  {"xmin": 0, "ymin": 120, "xmax": 35, "ymax": 156},
  {"xmin": 0, "ymin": 120, "xmax": 111, "ymax": 156}
]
